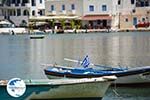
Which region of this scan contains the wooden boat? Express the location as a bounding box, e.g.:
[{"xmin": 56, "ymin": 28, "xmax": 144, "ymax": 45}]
[
  {"xmin": 0, "ymin": 76, "xmax": 116, "ymax": 100},
  {"xmin": 43, "ymin": 56, "xmax": 150, "ymax": 84}
]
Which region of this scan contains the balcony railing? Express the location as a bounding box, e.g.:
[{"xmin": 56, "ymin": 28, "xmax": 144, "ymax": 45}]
[
  {"xmin": 21, "ymin": 3, "xmax": 26, "ymax": 6},
  {"xmin": 15, "ymin": 3, "xmax": 19, "ymax": 6},
  {"xmin": 60, "ymin": 10, "xmax": 66, "ymax": 15},
  {"xmin": 32, "ymin": 3, "xmax": 36, "ymax": 6},
  {"xmin": 48, "ymin": 11, "xmax": 56, "ymax": 15}
]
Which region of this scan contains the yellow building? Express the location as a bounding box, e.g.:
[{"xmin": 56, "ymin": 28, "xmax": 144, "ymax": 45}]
[
  {"xmin": 120, "ymin": 7, "xmax": 149, "ymax": 30},
  {"xmin": 118, "ymin": 0, "xmax": 150, "ymax": 30}
]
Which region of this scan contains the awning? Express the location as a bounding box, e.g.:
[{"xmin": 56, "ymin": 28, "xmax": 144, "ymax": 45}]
[
  {"xmin": 29, "ymin": 16, "xmax": 80, "ymax": 21},
  {"xmin": 82, "ymin": 15, "xmax": 112, "ymax": 20}
]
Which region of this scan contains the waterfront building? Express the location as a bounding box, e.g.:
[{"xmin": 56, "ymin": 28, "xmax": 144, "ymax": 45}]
[
  {"xmin": 45, "ymin": 0, "xmax": 114, "ymax": 30},
  {"xmin": 116, "ymin": 0, "xmax": 150, "ymax": 30},
  {"xmin": 0, "ymin": 0, "xmax": 149, "ymax": 31},
  {"xmin": 0, "ymin": 0, "xmax": 45, "ymax": 26}
]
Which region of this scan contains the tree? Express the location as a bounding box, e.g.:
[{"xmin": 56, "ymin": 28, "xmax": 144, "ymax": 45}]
[
  {"xmin": 75, "ymin": 20, "xmax": 81, "ymax": 29},
  {"xmin": 60, "ymin": 19, "xmax": 65, "ymax": 30},
  {"xmin": 70, "ymin": 20, "xmax": 75, "ymax": 29}
]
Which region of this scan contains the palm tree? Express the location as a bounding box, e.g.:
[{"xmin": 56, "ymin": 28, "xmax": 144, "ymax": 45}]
[
  {"xmin": 70, "ymin": 20, "xmax": 75, "ymax": 29},
  {"xmin": 75, "ymin": 20, "xmax": 81, "ymax": 29},
  {"xmin": 60, "ymin": 19, "xmax": 65, "ymax": 30}
]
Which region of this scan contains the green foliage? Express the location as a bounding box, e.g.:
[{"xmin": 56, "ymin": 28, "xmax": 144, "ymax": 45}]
[
  {"xmin": 76, "ymin": 20, "xmax": 81, "ymax": 29},
  {"xmin": 60, "ymin": 19, "xmax": 65, "ymax": 29},
  {"xmin": 70, "ymin": 20, "xmax": 75, "ymax": 29}
]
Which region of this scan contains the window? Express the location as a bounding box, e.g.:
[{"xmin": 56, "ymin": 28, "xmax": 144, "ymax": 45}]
[
  {"xmin": 38, "ymin": 10, "xmax": 43, "ymax": 15},
  {"xmin": 12, "ymin": 0, "xmax": 15, "ymax": 3},
  {"xmin": 89, "ymin": 5, "xmax": 94, "ymax": 12},
  {"xmin": 145, "ymin": 1, "xmax": 149, "ymax": 6},
  {"xmin": 39, "ymin": 0, "xmax": 42, "ymax": 3},
  {"xmin": 62, "ymin": 5, "xmax": 65, "ymax": 10},
  {"xmin": 102, "ymin": 5, "xmax": 107, "ymax": 11},
  {"xmin": 32, "ymin": 10, "xmax": 35, "ymax": 16},
  {"xmin": 17, "ymin": 9, "xmax": 21, "ymax": 16},
  {"xmin": 23, "ymin": 10, "xmax": 29, "ymax": 16},
  {"xmin": 51, "ymin": 5, "xmax": 54, "ymax": 11},
  {"xmin": 13, "ymin": 10, "xmax": 16, "ymax": 16},
  {"xmin": 71, "ymin": 4, "xmax": 75, "ymax": 10},
  {"xmin": 142, "ymin": 18, "xmax": 145, "ymax": 22},
  {"xmin": 141, "ymin": 1, "xmax": 144, "ymax": 7},
  {"xmin": 22, "ymin": 0, "xmax": 28, "ymax": 3},
  {"xmin": 125, "ymin": 18, "xmax": 128, "ymax": 22},
  {"xmin": 10, "ymin": 10, "xmax": 13, "ymax": 16},
  {"xmin": 118, "ymin": 0, "xmax": 121, "ymax": 5},
  {"xmin": 131, "ymin": 0, "xmax": 135, "ymax": 4},
  {"xmin": 16, "ymin": 0, "xmax": 20, "ymax": 4},
  {"xmin": 31, "ymin": 0, "xmax": 36, "ymax": 6}
]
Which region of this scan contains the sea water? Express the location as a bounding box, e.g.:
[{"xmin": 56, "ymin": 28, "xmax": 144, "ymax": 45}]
[{"xmin": 0, "ymin": 32, "xmax": 150, "ymax": 99}]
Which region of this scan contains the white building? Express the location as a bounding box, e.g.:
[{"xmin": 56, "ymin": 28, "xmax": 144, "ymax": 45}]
[
  {"xmin": 45, "ymin": 0, "xmax": 114, "ymax": 29},
  {"xmin": 0, "ymin": 0, "xmax": 45, "ymax": 26}
]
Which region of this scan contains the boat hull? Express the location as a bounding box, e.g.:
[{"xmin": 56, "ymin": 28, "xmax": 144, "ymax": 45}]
[
  {"xmin": 44, "ymin": 66, "xmax": 150, "ymax": 84},
  {"xmin": 115, "ymin": 73, "xmax": 150, "ymax": 84},
  {"xmin": 27, "ymin": 81, "xmax": 109, "ymax": 100},
  {"xmin": 0, "ymin": 77, "xmax": 115, "ymax": 100},
  {"xmin": 30, "ymin": 35, "xmax": 45, "ymax": 39}
]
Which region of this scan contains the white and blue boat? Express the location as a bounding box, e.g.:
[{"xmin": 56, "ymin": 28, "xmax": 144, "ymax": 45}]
[
  {"xmin": 29, "ymin": 31, "xmax": 45, "ymax": 39},
  {"xmin": 0, "ymin": 76, "xmax": 116, "ymax": 100},
  {"xmin": 44, "ymin": 56, "xmax": 150, "ymax": 84}
]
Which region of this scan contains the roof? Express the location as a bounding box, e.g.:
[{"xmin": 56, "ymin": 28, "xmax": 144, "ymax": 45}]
[{"xmin": 82, "ymin": 14, "xmax": 112, "ymax": 20}]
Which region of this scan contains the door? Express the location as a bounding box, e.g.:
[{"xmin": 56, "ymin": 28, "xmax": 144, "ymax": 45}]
[{"xmin": 133, "ymin": 17, "xmax": 137, "ymax": 26}]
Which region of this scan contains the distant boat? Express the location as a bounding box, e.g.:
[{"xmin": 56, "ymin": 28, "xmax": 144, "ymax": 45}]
[
  {"xmin": 30, "ymin": 31, "xmax": 45, "ymax": 39},
  {"xmin": 43, "ymin": 56, "xmax": 150, "ymax": 85},
  {"xmin": 0, "ymin": 20, "xmax": 27, "ymax": 34},
  {"xmin": 0, "ymin": 77, "xmax": 116, "ymax": 100}
]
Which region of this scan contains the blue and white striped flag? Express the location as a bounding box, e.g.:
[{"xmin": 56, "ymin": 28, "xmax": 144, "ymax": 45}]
[{"xmin": 81, "ymin": 55, "xmax": 90, "ymax": 68}]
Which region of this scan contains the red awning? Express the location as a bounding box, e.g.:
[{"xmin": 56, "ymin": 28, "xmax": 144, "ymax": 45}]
[{"xmin": 82, "ymin": 15, "xmax": 112, "ymax": 20}]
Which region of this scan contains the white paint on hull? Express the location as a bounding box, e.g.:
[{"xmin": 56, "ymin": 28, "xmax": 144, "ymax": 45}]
[
  {"xmin": 26, "ymin": 81, "xmax": 111, "ymax": 99},
  {"xmin": 46, "ymin": 73, "xmax": 150, "ymax": 84},
  {"xmin": 29, "ymin": 35, "xmax": 45, "ymax": 39}
]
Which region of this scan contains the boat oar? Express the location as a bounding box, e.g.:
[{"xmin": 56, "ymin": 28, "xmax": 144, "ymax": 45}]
[
  {"xmin": 64, "ymin": 58, "xmax": 125, "ymax": 70},
  {"xmin": 41, "ymin": 63, "xmax": 75, "ymax": 69},
  {"xmin": 64, "ymin": 58, "xmax": 94, "ymax": 66}
]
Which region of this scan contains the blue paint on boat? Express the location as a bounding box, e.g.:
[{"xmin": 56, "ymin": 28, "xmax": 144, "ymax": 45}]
[{"xmin": 44, "ymin": 66, "xmax": 150, "ymax": 78}]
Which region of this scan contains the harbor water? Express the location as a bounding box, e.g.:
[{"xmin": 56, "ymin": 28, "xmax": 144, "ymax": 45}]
[{"xmin": 0, "ymin": 32, "xmax": 150, "ymax": 100}]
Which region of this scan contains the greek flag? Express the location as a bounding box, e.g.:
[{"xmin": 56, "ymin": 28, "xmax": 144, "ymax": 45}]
[{"xmin": 81, "ymin": 55, "xmax": 90, "ymax": 68}]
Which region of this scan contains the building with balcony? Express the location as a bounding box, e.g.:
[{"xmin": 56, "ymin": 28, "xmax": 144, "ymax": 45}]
[
  {"xmin": 0, "ymin": 0, "xmax": 147, "ymax": 30},
  {"xmin": 0, "ymin": 0, "xmax": 45, "ymax": 26},
  {"xmin": 45, "ymin": 0, "xmax": 114, "ymax": 29},
  {"xmin": 115, "ymin": 0, "xmax": 150, "ymax": 30}
]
